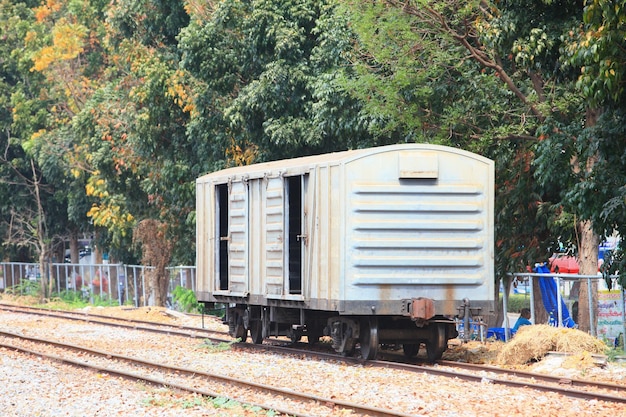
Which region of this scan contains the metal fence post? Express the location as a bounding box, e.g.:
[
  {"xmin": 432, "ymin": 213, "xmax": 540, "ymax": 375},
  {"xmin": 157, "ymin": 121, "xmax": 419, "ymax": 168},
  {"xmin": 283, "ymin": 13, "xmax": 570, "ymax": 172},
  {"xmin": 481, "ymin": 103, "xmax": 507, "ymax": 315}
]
[
  {"xmin": 556, "ymin": 275, "xmax": 562, "ymax": 327},
  {"xmin": 502, "ymin": 286, "xmax": 510, "ymax": 341},
  {"xmin": 622, "ymin": 287, "xmax": 626, "ymax": 349},
  {"xmin": 529, "ymin": 275, "xmax": 535, "ymax": 325}
]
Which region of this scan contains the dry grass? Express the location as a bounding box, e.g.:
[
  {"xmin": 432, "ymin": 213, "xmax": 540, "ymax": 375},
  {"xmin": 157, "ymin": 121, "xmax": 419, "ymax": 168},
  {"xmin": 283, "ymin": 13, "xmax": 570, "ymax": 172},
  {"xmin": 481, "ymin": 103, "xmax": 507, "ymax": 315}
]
[
  {"xmin": 443, "ymin": 340, "xmax": 504, "ymax": 364},
  {"xmin": 81, "ymin": 305, "xmax": 177, "ymax": 323},
  {"xmin": 496, "ymin": 324, "xmax": 607, "ymax": 366}
]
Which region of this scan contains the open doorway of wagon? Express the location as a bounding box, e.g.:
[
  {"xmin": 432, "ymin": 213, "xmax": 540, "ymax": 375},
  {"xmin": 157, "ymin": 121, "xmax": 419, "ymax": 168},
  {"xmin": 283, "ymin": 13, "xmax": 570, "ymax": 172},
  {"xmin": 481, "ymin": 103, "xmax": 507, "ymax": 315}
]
[{"xmin": 285, "ymin": 175, "xmax": 307, "ymax": 295}]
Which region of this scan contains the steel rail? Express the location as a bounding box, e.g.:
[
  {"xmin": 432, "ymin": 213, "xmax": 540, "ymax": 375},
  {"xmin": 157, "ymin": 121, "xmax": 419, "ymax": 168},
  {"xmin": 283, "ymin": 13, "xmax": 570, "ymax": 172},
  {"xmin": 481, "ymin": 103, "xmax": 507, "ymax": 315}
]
[
  {"xmin": 437, "ymin": 359, "xmax": 626, "ymax": 393},
  {"xmin": 4, "ymin": 303, "xmax": 626, "ymax": 404},
  {"xmin": 0, "ymin": 303, "xmax": 232, "ymax": 341},
  {"xmin": 369, "ymin": 359, "xmax": 626, "ymax": 403},
  {"xmin": 0, "ymin": 329, "xmax": 412, "ymax": 417}
]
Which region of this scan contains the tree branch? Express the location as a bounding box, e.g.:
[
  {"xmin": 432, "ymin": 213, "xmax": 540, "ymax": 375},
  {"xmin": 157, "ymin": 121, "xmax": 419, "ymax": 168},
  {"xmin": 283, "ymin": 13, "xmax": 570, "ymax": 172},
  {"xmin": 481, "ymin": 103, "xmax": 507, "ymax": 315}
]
[{"xmin": 386, "ymin": 0, "xmax": 546, "ymax": 122}]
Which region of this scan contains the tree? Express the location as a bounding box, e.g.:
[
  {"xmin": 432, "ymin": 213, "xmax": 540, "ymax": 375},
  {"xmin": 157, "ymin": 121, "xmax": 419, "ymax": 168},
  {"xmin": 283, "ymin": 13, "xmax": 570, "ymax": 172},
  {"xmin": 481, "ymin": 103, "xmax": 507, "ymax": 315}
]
[
  {"xmin": 133, "ymin": 219, "xmax": 172, "ymax": 307},
  {"xmin": 23, "ymin": 0, "xmax": 194, "ymax": 266},
  {"xmin": 0, "ymin": 0, "xmax": 70, "ymax": 298},
  {"xmin": 179, "ymin": 0, "xmax": 374, "ymax": 166},
  {"xmin": 342, "ymin": 0, "xmax": 620, "ymax": 331},
  {"xmin": 8, "ymin": 0, "xmax": 108, "ymax": 255},
  {"xmin": 534, "ymin": 0, "xmax": 626, "ymax": 330},
  {"xmin": 552, "ymin": 1, "xmax": 626, "ymax": 326},
  {"xmin": 386, "ymin": 0, "xmax": 626, "ymax": 332}
]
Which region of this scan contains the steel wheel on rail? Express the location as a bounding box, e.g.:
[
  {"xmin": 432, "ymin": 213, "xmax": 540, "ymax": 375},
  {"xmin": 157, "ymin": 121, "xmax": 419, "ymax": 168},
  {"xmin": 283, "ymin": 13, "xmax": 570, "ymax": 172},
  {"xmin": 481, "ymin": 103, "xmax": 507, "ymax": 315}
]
[
  {"xmin": 359, "ymin": 317, "xmax": 379, "ymax": 360},
  {"xmin": 426, "ymin": 323, "xmax": 447, "ymax": 363}
]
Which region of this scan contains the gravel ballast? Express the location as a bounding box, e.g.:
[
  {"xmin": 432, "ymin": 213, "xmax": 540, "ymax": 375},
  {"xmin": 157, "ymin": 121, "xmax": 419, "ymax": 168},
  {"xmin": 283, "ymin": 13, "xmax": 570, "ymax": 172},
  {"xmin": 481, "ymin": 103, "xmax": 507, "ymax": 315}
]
[{"xmin": 1, "ymin": 305, "xmax": 625, "ymax": 416}]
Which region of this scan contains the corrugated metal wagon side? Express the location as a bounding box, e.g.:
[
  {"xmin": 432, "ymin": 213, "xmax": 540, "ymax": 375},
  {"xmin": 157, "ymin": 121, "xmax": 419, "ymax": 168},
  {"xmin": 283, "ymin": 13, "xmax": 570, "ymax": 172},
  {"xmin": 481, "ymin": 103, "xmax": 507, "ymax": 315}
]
[{"xmin": 196, "ymin": 144, "xmax": 494, "ymax": 360}]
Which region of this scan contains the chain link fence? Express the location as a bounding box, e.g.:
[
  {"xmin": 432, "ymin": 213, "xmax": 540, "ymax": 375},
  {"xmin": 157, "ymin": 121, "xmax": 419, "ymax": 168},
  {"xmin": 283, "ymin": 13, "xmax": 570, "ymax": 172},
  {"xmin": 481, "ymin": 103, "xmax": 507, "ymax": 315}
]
[{"xmin": 0, "ymin": 261, "xmax": 196, "ymax": 308}]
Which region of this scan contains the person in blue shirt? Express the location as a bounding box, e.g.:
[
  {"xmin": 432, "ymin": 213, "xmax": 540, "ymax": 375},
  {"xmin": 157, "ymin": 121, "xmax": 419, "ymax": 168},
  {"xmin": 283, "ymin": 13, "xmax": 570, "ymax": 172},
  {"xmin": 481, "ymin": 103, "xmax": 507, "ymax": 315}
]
[{"xmin": 513, "ymin": 308, "xmax": 532, "ymax": 332}]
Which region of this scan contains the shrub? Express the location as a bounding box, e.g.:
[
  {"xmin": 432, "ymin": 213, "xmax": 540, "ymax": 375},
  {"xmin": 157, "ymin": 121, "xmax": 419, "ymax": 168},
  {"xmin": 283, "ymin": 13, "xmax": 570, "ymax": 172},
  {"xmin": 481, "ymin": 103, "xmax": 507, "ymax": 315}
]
[
  {"xmin": 5, "ymin": 280, "xmax": 40, "ymax": 297},
  {"xmin": 172, "ymin": 285, "xmax": 201, "ymax": 313},
  {"xmin": 502, "ymin": 294, "xmax": 531, "ymax": 313}
]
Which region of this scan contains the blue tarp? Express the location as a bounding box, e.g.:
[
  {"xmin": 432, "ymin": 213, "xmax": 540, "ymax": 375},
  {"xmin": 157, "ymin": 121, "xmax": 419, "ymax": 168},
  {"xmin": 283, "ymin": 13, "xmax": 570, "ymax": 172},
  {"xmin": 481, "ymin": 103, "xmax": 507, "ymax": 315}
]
[
  {"xmin": 487, "ymin": 327, "xmax": 515, "ymax": 341},
  {"xmin": 535, "ymin": 264, "xmax": 576, "ymax": 328}
]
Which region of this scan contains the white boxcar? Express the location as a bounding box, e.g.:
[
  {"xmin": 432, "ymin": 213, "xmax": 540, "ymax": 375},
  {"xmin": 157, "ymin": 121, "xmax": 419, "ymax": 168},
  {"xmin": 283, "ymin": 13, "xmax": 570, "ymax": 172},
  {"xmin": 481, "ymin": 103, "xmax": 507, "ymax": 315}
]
[{"xmin": 196, "ymin": 144, "xmax": 494, "ymax": 360}]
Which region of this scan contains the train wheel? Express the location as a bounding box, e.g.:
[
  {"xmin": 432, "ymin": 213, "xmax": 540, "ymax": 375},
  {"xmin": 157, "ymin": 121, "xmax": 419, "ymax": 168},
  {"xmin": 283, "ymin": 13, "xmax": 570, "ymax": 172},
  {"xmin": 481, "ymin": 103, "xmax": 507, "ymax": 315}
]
[
  {"xmin": 359, "ymin": 317, "xmax": 379, "ymax": 360},
  {"xmin": 249, "ymin": 319, "xmax": 263, "ymax": 344},
  {"xmin": 425, "ymin": 324, "xmax": 447, "ymax": 363},
  {"xmin": 329, "ymin": 319, "xmax": 356, "ymax": 356},
  {"xmin": 402, "ymin": 343, "xmax": 420, "ymax": 358}
]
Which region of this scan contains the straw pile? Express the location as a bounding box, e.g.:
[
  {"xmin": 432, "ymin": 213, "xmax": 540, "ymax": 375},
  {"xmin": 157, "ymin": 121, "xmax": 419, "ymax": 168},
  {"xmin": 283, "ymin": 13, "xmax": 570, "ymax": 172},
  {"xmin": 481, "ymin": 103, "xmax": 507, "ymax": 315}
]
[
  {"xmin": 443, "ymin": 340, "xmax": 504, "ymax": 364},
  {"xmin": 496, "ymin": 324, "xmax": 607, "ymax": 366}
]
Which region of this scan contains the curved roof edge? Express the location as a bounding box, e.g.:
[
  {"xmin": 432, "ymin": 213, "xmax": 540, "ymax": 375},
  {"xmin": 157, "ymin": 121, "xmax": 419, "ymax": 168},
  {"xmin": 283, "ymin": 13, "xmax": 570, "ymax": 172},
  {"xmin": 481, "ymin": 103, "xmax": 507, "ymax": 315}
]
[{"xmin": 197, "ymin": 143, "xmax": 493, "ymax": 182}]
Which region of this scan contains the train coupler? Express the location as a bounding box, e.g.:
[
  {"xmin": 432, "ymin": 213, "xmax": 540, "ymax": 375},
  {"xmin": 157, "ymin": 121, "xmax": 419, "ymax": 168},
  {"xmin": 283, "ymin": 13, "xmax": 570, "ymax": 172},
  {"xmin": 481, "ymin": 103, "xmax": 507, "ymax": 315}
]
[{"xmin": 405, "ymin": 297, "xmax": 435, "ymax": 321}]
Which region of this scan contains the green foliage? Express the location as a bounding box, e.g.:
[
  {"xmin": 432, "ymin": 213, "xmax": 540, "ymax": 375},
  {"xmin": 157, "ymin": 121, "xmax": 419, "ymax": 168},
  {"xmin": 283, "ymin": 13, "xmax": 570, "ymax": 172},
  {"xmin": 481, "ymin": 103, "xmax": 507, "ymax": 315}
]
[
  {"xmin": 492, "ymin": 140, "xmax": 558, "ymax": 276},
  {"xmin": 106, "ymin": 0, "xmax": 189, "ymax": 48},
  {"xmin": 171, "ymin": 285, "xmax": 200, "ymax": 313},
  {"xmin": 179, "ymin": 0, "xmax": 372, "ymax": 164},
  {"xmin": 502, "ymin": 294, "xmax": 532, "ymax": 313},
  {"xmin": 90, "ymin": 294, "xmax": 118, "ymax": 307},
  {"xmin": 181, "ymin": 397, "xmax": 204, "ymax": 409},
  {"xmin": 0, "ymin": 0, "xmax": 625, "ymax": 298},
  {"xmin": 198, "ymin": 338, "xmax": 239, "ymax": 353},
  {"xmin": 0, "ymin": 0, "xmax": 58, "ymax": 263},
  {"xmin": 562, "ymin": 0, "xmax": 626, "ymax": 106},
  {"xmin": 343, "ymin": 1, "xmax": 526, "ymax": 147},
  {"xmin": 55, "ymin": 290, "xmax": 89, "ymax": 308},
  {"xmin": 5, "ymin": 280, "xmax": 40, "ymax": 297},
  {"xmin": 210, "ymin": 397, "xmax": 240, "ymax": 409},
  {"xmin": 48, "ymin": 290, "xmax": 117, "ymax": 308},
  {"xmin": 602, "ymin": 241, "xmax": 626, "ymax": 289},
  {"xmin": 605, "ymin": 345, "xmax": 625, "ymax": 362}
]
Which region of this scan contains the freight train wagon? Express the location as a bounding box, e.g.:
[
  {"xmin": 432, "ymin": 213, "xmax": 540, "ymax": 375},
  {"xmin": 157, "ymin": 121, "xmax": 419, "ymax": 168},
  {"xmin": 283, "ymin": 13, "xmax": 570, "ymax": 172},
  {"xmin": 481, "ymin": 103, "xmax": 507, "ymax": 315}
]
[{"xmin": 196, "ymin": 144, "xmax": 494, "ymax": 360}]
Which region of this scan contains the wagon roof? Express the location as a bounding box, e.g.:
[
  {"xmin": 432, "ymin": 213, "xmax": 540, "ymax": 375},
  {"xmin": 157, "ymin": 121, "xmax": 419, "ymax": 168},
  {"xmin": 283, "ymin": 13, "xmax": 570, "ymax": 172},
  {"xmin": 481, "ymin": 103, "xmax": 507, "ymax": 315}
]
[{"xmin": 196, "ymin": 143, "xmax": 491, "ymax": 183}]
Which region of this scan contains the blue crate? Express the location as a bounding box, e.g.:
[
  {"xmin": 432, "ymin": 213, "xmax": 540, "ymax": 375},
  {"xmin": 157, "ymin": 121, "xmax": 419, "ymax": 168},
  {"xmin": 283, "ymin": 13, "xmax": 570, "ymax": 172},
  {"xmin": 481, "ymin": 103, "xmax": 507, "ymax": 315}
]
[{"xmin": 487, "ymin": 327, "xmax": 515, "ymax": 341}]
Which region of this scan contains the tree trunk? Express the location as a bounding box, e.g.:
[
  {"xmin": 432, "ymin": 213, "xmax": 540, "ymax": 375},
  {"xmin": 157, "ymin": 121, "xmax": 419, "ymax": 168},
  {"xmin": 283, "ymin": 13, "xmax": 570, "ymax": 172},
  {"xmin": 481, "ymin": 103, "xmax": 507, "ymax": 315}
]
[
  {"xmin": 149, "ymin": 267, "xmax": 170, "ymax": 307},
  {"xmin": 93, "ymin": 229, "xmax": 103, "ymax": 264},
  {"xmin": 577, "ymin": 219, "xmax": 599, "ymax": 333},
  {"xmin": 133, "ymin": 219, "xmax": 173, "ymax": 308},
  {"xmin": 532, "ymin": 273, "xmax": 548, "ymax": 324},
  {"xmin": 38, "ymin": 251, "xmax": 48, "ymax": 302},
  {"xmin": 575, "ymin": 107, "xmax": 601, "ymax": 334},
  {"xmin": 69, "ymin": 231, "xmax": 80, "ymax": 264}
]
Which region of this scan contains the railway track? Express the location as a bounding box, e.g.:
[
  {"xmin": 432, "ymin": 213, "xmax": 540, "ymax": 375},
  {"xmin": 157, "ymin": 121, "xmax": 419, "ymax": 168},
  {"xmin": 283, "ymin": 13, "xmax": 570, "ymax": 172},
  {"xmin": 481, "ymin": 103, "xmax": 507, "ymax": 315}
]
[
  {"xmin": 373, "ymin": 357, "xmax": 626, "ymax": 403},
  {"xmin": 2, "ymin": 303, "xmax": 626, "ymax": 407},
  {"xmin": 0, "ymin": 303, "xmax": 232, "ymax": 341},
  {"xmin": 0, "ymin": 328, "xmax": 407, "ymax": 417}
]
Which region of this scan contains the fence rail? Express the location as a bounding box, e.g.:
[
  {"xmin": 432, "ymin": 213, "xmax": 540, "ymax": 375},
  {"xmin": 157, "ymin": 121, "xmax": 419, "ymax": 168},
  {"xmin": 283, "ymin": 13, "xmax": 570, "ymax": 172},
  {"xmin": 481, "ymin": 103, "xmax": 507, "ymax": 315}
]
[
  {"xmin": 0, "ymin": 262, "xmax": 196, "ymax": 308},
  {"xmin": 4, "ymin": 261, "xmax": 624, "ymax": 348},
  {"xmin": 507, "ymin": 271, "xmax": 625, "ymax": 348}
]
